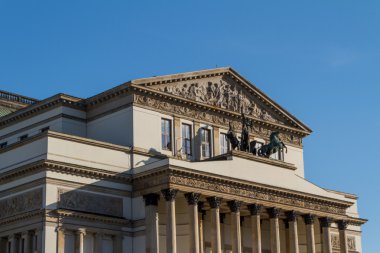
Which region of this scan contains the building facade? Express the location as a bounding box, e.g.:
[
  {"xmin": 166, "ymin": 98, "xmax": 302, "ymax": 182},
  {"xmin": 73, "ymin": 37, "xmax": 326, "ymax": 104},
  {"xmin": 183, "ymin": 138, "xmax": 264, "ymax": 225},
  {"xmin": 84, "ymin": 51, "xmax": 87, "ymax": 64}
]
[{"xmin": 0, "ymin": 68, "xmax": 366, "ymax": 253}]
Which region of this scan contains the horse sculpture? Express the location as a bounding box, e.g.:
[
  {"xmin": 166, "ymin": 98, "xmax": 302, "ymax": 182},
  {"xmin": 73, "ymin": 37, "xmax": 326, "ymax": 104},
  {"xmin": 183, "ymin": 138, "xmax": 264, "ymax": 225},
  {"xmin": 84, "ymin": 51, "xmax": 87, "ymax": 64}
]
[
  {"xmin": 258, "ymin": 131, "xmax": 287, "ymax": 158},
  {"xmin": 240, "ymin": 113, "xmax": 251, "ymax": 152},
  {"xmin": 226, "ymin": 122, "xmax": 240, "ymax": 150}
]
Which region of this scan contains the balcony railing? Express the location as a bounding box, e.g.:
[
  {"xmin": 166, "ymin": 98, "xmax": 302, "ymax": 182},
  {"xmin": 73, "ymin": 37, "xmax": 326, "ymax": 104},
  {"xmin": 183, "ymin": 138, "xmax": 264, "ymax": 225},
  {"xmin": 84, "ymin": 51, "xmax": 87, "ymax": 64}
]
[{"xmin": 0, "ymin": 90, "xmax": 38, "ymax": 105}]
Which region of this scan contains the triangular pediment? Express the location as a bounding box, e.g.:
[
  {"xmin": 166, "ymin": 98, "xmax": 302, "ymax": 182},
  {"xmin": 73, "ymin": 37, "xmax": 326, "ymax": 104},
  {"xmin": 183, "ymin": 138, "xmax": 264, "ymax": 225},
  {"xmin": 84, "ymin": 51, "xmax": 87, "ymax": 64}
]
[{"xmin": 131, "ymin": 68, "xmax": 311, "ymax": 133}]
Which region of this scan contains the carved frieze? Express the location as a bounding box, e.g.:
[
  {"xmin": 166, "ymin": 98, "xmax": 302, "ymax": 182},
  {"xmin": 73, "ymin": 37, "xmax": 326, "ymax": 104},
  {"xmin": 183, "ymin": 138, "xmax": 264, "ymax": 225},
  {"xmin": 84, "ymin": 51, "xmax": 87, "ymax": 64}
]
[
  {"xmin": 0, "ymin": 188, "xmax": 42, "ymax": 219},
  {"xmin": 133, "ymin": 169, "xmax": 348, "ymax": 215},
  {"xmin": 133, "ymin": 93, "xmax": 303, "ymax": 147},
  {"xmin": 331, "ymin": 234, "xmax": 340, "ymax": 249},
  {"xmin": 58, "ymin": 189, "xmax": 123, "ymax": 217},
  {"xmin": 153, "ymin": 77, "xmax": 283, "ymax": 124},
  {"xmin": 347, "ymin": 236, "xmax": 356, "ymax": 251}
]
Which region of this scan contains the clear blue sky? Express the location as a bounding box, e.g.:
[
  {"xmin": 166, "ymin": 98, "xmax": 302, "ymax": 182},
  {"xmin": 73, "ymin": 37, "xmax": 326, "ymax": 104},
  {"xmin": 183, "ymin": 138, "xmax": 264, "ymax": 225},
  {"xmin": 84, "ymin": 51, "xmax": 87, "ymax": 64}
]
[{"xmin": 1, "ymin": 1, "xmax": 378, "ymax": 251}]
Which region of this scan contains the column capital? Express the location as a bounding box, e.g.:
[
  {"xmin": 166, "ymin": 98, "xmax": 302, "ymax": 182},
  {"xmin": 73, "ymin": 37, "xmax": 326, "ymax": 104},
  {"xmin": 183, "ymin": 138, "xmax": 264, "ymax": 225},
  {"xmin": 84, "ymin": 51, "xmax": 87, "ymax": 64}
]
[
  {"xmin": 161, "ymin": 188, "xmax": 178, "ymax": 202},
  {"xmin": 267, "ymin": 207, "xmax": 281, "ymax": 218},
  {"xmin": 76, "ymin": 228, "xmax": 86, "ymax": 235},
  {"xmin": 286, "ymin": 211, "xmax": 298, "ymax": 222},
  {"xmin": 319, "ymin": 217, "xmax": 333, "ymax": 228},
  {"xmin": 56, "ymin": 227, "xmax": 65, "ymax": 233},
  {"xmin": 220, "ymin": 213, "xmax": 226, "ymax": 224},
  {"xmin": 207, "ymin": 196, "xmax": 222, "ymax": 209},
  {"xmin": 185, "ymin": 192, "xmax": 201, "ymax": 205},
  {"xmin": 337, "ymin": 220, "xmax": 349, "ymax": 230},
  {"xmin": 248, "ymin": 203, "xmax": 262, "ymax": 215},
  {"xmin": 303, "ymin": 214, "xmax": 315, "ymax": 225},
  {"xmin": 143, "ymin": 193, "xmax": 160, "ymax": 206},
  {"xmin": 227, "ymin": 200, "xmax": 241, "ymax": 213}
]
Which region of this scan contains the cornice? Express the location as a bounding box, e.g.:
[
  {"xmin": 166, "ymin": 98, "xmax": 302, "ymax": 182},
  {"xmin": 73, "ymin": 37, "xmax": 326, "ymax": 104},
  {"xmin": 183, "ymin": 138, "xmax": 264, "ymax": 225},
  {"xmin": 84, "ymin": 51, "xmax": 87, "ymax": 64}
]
[
  {"xmin": 207, "ymin": 150, "xmax": 297, "ymax": 170},
  {"xmin": 0, "ymin": 159, "xmax": 131, "ymax": 185},
  {"xmin": 0, "ymin": 94, "xmax": 85, "ymax": 129},
  {"xmin": 54, "ymin": 209, "xmax": 132, "ymax": 226}
]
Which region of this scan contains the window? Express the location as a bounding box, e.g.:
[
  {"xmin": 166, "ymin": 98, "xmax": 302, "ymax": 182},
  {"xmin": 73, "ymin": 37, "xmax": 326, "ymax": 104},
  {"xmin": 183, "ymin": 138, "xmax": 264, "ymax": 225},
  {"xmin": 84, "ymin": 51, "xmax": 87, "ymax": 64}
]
[
  {"xmin": 40, "ymin": 126, "xmax": 50, "ymax": 133},
  {"xmin": 19, "ymin": 134, "xmax": 28, "ymax": 141},
  {"xmin": 220, "ymin": 133, "xmax": 229, "ymax": 154},
  {"xmin": 181, "ymin": 124, "xmax": 192, "ymax": 156},
  {"xmin": 201, "ymin": 128, "xmax": 211, "ymax": 158},
  {"xmin": 161, "ymin": 119, "xmax": 172, "ymax": 150},
  {"xmin": 0, "ymin": 142, "xmax": 7, "ymax": 149}
]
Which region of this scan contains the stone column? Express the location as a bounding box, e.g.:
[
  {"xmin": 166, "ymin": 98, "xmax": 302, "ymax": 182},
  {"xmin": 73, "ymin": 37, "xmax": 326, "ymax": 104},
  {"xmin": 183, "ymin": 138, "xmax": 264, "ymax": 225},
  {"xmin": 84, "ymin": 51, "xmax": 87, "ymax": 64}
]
[
  {"xmin": 75, "ymin": 228, "xmax": 86, "ymax": 253},
  {"xmin": 35, "ymin": 228, "xmax": 43, "ymax": 253},
  {"xmin": 248, "ymin": 204, "xmax": 262, "ymax": 253},
  {"xmin": 198, "ymin": 202, "xmax": 205, "ymax": 253},
  {"xmin": 267, "ymin": 208, "xmax": 281, "ymax": 253},
  {"xmin": 207, "ymin": 197, "xmax": 222, "ymax": 253},
  {"xmin": 144, "ymin": 193, "xmax": 160, "ymax": 253},
  {"xmin": 319, "ymin": 218, "xmax": 333, "ymax": 253},
  {"xmin": 213, "ymin": 126, "xmax": 220, "ymax": 156},
  {"xmin": 8, "ymin": 235, "xmax": 18, "ymax": 253},
  {"xmin": 284, "ymin": 220, "xmax": 290, "ymax": 253},
  {"xmin": 94, "ymin": 233, "xmax": 103, "ymax": 253},
  {"xmin": 286, "ymin": 211, "xmax": 299, "ymax": 253},
  {"xmin": 57, "ymin": 228, "xmax": 65, "ymax": 253},
  {"xmin": 162, "ymin": 189, "xmax": 178, "ymax": 253},
  {"xmin": 220, "ymin": 213, "xmax": 226, "ymax": 252},
  {"xmin": 303, "ymin": 214, "xmax": 315, "ymax": 253},
  {"xmin": 185, "ymin": 193, "xmax": 201, "ymax": 253},
  {"xmin": 113, "ymin": 234, "xmax": 123, "ymax": 253},
  {"xmin": 338, "ymin": 220, "xmax": 349, "ymax": 253},
  {"xmin": 228, "ymin": 200, "xmax": 242, "ymax": 253}
]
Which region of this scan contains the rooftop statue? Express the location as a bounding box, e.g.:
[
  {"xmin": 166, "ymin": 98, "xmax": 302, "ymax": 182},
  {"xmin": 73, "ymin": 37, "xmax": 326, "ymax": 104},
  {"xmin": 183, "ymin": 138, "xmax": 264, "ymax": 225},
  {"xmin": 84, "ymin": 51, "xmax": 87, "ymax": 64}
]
[{"xmin": 258, "ymin": 131, "xmax": 287, "ymax": 158}]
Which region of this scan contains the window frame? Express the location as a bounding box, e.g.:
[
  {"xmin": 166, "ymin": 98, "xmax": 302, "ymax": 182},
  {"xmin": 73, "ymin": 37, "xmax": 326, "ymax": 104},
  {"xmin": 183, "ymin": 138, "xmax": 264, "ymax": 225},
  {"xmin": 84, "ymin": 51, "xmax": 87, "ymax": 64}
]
[
  {"xmin": 161, "ymin": 118, "xmax": 172, "ymax": 151},
  {"xmin": 201, "ymin": 128, "xmax": 211, "ymax": 159},
  {"xmin": 181, "ymin": 123, "xmax": 192, "ymax": 156},
  {"xmin": 220, "ymin": 133, "xmax": 230, "ymax": 154}
]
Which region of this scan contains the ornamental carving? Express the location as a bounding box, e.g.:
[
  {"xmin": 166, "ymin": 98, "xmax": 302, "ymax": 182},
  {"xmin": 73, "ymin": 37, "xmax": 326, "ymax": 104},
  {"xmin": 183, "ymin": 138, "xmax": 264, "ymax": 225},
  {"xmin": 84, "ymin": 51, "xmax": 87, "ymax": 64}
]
[
  {"xmin": 133, "ymin": 93, "xmax": 303, "ymax": 146},
  {"xmin": 0, "ymin": 188, "xmax": 42, "ymax": 219},
  {"xmin": 331, "ymin": 234, "xmax": 340, "ymax": 249},
  {"xmin": 154, "ymin": 77, "xmax": 283, "ymax": 124},
  {"xmin": 347, "ymin": 236, "xmax": 356, "ymax": 251},
  {"xmin": 58, "ymin": 189, "xmax": 123, "ymax": 217}
]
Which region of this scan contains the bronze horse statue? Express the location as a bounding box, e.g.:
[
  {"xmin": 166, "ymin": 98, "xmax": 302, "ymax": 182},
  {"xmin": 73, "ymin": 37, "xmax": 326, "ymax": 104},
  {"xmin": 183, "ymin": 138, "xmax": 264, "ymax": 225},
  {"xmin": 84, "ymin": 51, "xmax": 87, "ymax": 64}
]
[
  {"xmin": 258, "ymin": 131, "xmax": 287, "ymax": 158},
  {"xmin": 226, "ymin": 122, "xmax": 240, "ymax": 150}
]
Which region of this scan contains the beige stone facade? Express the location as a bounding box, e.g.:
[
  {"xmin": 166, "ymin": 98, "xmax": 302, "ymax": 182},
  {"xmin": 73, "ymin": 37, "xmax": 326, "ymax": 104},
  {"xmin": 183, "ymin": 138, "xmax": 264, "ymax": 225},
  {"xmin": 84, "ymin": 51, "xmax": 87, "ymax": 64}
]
[{"xmin": 0, "ymin": 68, "xmax": 365, "ymax": 253}]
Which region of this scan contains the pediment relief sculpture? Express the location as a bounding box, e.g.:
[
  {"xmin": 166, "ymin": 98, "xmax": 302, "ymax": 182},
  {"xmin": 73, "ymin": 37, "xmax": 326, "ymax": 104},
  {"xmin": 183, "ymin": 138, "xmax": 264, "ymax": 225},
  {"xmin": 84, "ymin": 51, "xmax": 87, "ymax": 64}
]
[{"xmin": 153, "ymin": 76, "xmax": 285, "ymax": 125}]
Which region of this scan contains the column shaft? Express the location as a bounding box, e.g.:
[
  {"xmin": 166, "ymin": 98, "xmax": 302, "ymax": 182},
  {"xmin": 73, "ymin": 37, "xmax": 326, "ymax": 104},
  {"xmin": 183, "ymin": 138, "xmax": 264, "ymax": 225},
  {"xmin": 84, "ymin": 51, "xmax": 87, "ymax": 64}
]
[
  {"xmin": 320, "ymin": 218, "xmax": 333, "ymax": 253},
  {"xmin": 248, "ymin": 204, "xmax": 262, "ymax": 253},
  {"xmin": 185, "ymin": 193, "xmax": 201, "ymax": 253},
  {"xmin": 338, "ymin": 221, "xmax": 349, "ymax": 253},
  {"xmin": 144, "ymin": 193, "xmax": 160, "ymax": 253},
  {"xmin": 94, "ymin": 233, "xmax": 103, "ymax": 253},
  {"xmin": 207, "ymin": 197, "xmax": 222, "ymax": 253},
  {"xmin": 303, "ymin": 214, "xmax": 316, "ymax": 253},
  {"xmin": 289, "ymin": 220, "xmax": 299, "ymax": 253},
  {"xmin": 57, "ymin": 228, "xmax": 65, "ymax": 253},
  {"xmin": 231, "ymin": 212, "xmax": 242, "ymax": 253},
  {"xmin": 268, "ymin": 208, "xmax": 281, "ymax": 253},
  {"xmin": 75, "ymin": 229, "xmax": 85, "ymax": 253},
  {"xmin": 199, "ymin": 210, "xmax": 205, "ymax": 253},
  {"xmin": 162, "ymin": 189, "xmax": 178, "ymax": 253}
]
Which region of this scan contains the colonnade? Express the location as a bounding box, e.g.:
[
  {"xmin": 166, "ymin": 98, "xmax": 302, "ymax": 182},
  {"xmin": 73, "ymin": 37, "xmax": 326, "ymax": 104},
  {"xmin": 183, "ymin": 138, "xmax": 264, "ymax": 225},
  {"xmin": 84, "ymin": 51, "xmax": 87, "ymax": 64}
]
[
  {"xmin": 1, "ymin": 229, "xmax": 41, "ymax": 253},
  {"xmin": 144, "ymin": 189, "xmax": 350, "ymax": 253}
]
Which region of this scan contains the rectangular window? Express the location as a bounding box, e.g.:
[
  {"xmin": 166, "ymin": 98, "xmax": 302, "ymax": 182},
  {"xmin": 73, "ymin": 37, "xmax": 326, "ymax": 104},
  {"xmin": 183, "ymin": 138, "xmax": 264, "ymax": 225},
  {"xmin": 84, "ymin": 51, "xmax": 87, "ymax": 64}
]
[
  {"xmin": 201, "ymin": 128, "xmax": 211, "ymax": 159},
  {"xmin": 19, "ymin": 134, "xmax": 28, "ymax": 141},
  {"xmin": 181, "ymin": 124, "xmax": 192, "ymax": 156},
  {"xmin": 220, "ymin": 133, "xmax": 229, "ymax": 154},
  {"xmin": 0, "ymin": 142, "xmax": 7, "ymax": 149},
  {"xmin": 40, "ymin": 126, "xmax": 50, "ymax": 133},
  {"xmin": 161, "ymin": 119, "xmax": 172, "ymax": 150}
]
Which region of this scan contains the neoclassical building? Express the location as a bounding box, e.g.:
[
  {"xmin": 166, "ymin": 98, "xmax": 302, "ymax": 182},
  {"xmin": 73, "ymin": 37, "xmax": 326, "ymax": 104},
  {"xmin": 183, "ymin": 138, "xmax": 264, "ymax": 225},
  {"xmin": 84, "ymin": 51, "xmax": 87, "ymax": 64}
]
[{"xmin": 0, "ymin": 68, "xmax": 366, "ymax": 253}]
